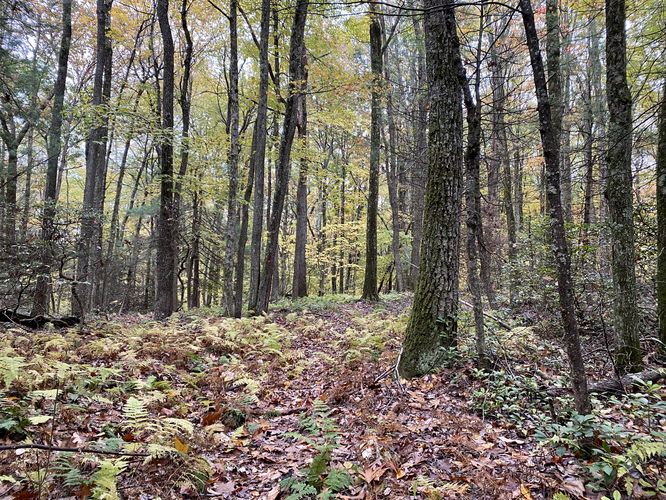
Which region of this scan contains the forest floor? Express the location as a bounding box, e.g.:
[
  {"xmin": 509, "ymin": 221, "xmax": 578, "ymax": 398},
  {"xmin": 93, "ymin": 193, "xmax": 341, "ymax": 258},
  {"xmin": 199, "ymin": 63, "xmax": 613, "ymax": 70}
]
[{"xmin": 1, "ymin": 294, "xmax": 665, "ymax": 499}]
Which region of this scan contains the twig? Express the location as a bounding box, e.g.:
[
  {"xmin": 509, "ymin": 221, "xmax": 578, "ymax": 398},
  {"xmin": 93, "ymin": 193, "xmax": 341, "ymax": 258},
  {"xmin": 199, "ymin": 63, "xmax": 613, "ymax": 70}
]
[
  {"xmin": 0, "ymin": 443, "xmax": 148, "ymax": 457},
  {"xmin": 393, "ymin": 346, "xmax": 406, "ymax": 393}
]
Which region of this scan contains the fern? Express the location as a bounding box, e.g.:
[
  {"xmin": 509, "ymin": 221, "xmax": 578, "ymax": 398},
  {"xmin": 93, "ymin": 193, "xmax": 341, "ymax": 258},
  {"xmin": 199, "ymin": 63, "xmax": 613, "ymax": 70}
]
[
  {"xmin": 91, "ymin": 458, "xmax": 127, "ymax": 500},
  {"xmin": 146, "ymin": 443, "xmax": 179, "ymax": 460},
  {"xmin": 627, "ymin": 440, "xmax": 666, "ymax": 462},
  {"xmin": 281, "ymin": 477, "xmax": 318, "ymax": 500},
  {"xmin": 324, "ymin": 468, "xmax": 353, "ymax": 492},
  {"xmin": 162, "ymin": 417, "xmax": 194, "ymax": 436},
  {"xmin": 123, "ymin": 396, "xmax": 150, "ymax": 430},
  {"xmin": 53, "ymin": 454, "xmax": 86, "ymax": 489},
  {"xmin": 0, "ymin": 356, "xmax": 24, "ymax": 389}
]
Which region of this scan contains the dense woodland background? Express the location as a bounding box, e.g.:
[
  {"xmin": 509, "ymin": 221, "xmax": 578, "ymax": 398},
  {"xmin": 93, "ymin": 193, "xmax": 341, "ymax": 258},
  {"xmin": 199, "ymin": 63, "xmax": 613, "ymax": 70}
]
[{"xmin": 1, "ymin": 0, "xmax": 666, "ymax": 497}]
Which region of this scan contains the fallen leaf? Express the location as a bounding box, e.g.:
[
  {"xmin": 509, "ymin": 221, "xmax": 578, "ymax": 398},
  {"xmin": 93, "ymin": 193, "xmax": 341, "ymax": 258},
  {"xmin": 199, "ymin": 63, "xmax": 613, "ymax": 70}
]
[
  {"xmin": 202, "ymin": 408, "xmax": 222, "ymax": 426},
  {"xmin": 520, "ymin": 484, "xmax": 533, "ymax": 500},
  {"xmin": 174, "ymin": 436, "xmax": 189, "ymax": 454}
]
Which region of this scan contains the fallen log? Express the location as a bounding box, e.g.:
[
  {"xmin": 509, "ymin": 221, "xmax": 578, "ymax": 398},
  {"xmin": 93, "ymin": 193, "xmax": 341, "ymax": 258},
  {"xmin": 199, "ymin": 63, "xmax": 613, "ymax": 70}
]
[
  {"xmin": 548, "ymin": 368, "xmax": 666, "ymax": 397},
  {"xmin": 0, "ymin": 309, "xmax": 80, "ymax": 329},
  {"xmin": 587, "ymin": 369, "xmax": 666, "ymax": 395}
]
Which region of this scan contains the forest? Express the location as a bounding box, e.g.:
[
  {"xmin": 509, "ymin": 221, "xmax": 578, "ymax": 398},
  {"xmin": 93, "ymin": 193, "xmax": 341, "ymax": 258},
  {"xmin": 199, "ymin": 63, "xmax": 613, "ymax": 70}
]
[{"xmin": 0, "ymin": 0, "xmax": 665, "ymax": 496}]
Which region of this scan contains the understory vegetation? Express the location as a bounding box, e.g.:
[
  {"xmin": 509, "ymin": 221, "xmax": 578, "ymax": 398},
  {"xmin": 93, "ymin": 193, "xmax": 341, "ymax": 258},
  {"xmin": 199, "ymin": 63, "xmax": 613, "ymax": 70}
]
[{"xmin": 1, "ymin": 294, "xmax": 664, "ymax": 498}]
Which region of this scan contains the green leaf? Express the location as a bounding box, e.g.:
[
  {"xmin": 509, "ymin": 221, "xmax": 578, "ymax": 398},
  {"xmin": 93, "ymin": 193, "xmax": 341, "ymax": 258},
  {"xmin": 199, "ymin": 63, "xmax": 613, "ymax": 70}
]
[{"xmin": 29, "ymin": 415, "xmax": 52, "ymax": 425}]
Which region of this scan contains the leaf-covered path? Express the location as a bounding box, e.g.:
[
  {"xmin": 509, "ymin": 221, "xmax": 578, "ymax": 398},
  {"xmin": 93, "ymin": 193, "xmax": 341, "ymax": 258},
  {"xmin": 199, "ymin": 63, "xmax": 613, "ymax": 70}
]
[{"xmin": 0, "ymin": 296, "xmax": 598, "ymax": 498}]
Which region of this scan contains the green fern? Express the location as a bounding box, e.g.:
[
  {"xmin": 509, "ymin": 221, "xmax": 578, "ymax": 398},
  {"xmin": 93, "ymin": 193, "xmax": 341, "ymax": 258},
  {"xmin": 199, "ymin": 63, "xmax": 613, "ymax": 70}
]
[
  {"xmin": 627, "ymin": 440, "xmax": 666, "ymax": 462},
  {"xmin": 0, "ymin": 356, "xmax": 24, "ymax": 389},
  {"xmin": 91, "ymin": 458, "xmax": 127, "ymax": 500},
  {"xmin": 281, "ymin": 477, "xmax": 317, "ymax": 500},
  {"xmin": 324, "ymin": 467, "xmax": 353, "ymax": 492},
  {"xmin": 53, "ymin": 454, "xmax": 86, "ymax": 490}
]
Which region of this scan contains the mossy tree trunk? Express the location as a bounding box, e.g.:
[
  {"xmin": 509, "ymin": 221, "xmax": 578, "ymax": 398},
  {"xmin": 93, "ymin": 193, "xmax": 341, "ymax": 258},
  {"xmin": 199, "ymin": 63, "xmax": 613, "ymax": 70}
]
[
  {"xmin": 398, "ymin": 0, "xmax": 463, "ymax": 378},
  {"xmin": 605, "ymin": 0, "xmax": 641, "ymax": 372}
]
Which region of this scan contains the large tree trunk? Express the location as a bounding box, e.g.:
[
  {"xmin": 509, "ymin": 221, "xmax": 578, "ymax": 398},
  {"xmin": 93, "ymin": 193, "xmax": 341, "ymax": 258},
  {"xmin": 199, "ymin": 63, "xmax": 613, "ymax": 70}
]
[
  {"xmin": 32, "ymin": 0, "xmax": 72, "ymax": 316},
  {"xmin": 255, "ymin": 0, "xmax": 309, "ymax": 314},
  {"xmin": 398, "ymin": 0, "xmax": 463, "ymax": 378},
  {"xmin": 223, "ymin": 0, "xmax": 241, "ymax": 315},
  {"xmin": 362, "ymin": 0, "xmax": 382, "ymax": 301},
  {"xmin": 247, "ymin": 0, "xmax": 272, "ymax": 312},
  {"xmin": 520, "ymin": 0, "xmax": 591, "ymax": 414},
  {"xmin": 154, "ymin": 0, "xmax": 177, "ymax": 319},
  {"xmin": 605, "ymin": 0, "xmax": 641, "ymax": 372}
]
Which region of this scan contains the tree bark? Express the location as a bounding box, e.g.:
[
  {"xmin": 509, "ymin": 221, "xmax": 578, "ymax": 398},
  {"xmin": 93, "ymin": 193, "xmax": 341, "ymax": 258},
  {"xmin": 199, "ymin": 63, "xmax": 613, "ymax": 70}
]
[
  {"xmin": 362, "ymin": 0, "xmax": 382, "ymax": 301},
  {"xmin": 605, "ymin": 0, "xmax": 641, "ymax": 372},
  {"xmin": 223, "ymin": 0, "xmax": 241, "ymax": 315},
  {"xmin": 398, "ymin": 0, "xmax": 463, "ymax": 378},
  {"xmin": 154, "ymin": 0, "xmax": 177, "ymax": 319}
]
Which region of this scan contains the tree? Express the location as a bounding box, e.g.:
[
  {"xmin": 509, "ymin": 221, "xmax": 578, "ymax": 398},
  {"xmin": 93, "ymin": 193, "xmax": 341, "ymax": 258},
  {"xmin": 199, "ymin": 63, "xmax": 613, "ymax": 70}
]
[
  {"xmin": 223, "ymin": 0, "xmax": 241, "ymax": 315},
  {"xmin": 255, "ymin": 0, "xmax": 309, "ymax": 314},
  {"xmin": 409, "ymin": 11, "xmax": 427, "ymax": 291},
  {"xmin": 605, "ymin": 0, "xmax": 641, "ymax": 372},
  {"xmin": 154, "ymin": 0, "xmax": 177, "ymax": 319},
  {"xmin": 361, "ymin": 0, "xmax": 382, "ymax": 301},
  {"xmin": 247, "ymin": 0, "xmax": 271, "ymax": 312},
  {"xmin": 73, "ymin": 0, "xmax": 112, "ymax": 316},
  {"xmin": 398, "ymin": 0, "xmax": 463, "ymax": 378},
  {"xmin": 31, "ymin": 0, "xmax": 72, "ymax": 316},
  {"xmin": 656, "ymin": 87, "xmax": 666, "ymax": 352},
  {"xmin": 292, "ymin": 87, "xmax": 308, "ymax": 298},
  {"xmin": 462, "ymin": 6, "xmax": 486, "ymax": 365},
  {"xmin": 519, "ymin": 0, "xmax": 590, "ymax": 414}
]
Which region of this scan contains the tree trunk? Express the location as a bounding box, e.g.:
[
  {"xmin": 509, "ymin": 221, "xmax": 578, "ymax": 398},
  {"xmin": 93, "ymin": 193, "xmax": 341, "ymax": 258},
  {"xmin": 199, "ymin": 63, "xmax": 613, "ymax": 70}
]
[
  {"xmin": 223, "ymin": 0, "xmax": 241, "ymax": 315},
  {"xmin": 605, "ymin": 0, "xmax": 641, "ymax": 372},
  {"xmin": 409, "ymin": 12, "xmax": 427, "ymax": 291},
  {"xmin": 362, "ymin": 0, "xmax": 382, "ymax": 301},
  {"xmin": 520, "ymin": 0, "xmax": 591, "ymax": 414},
  {"xmin": 234, "ymin": 162, "xmax": 254, "ymax": 317},
  {"xmin": 32, "ymin": 0, "xmax": 72, "ymax": 316},
  {"xmin": 255, "ymin": 0, "xmax": 309, "ymax": 314},
  {"xmin": 382, "ymin": 23, "xmax": 404, "ymax": 293},
  {"xmin": 247, "ymin": 0, "xmax": 272, "ymax": 312},
  {"xmin": 462, "ymin": 6, "xmax": 486, "ymax": 366},
  {"xmin": 154, "ymin": 0, "xmax": 177, "ymax": 319},
  {"xmin": 73, "ymin": 0, "xmax": 111, "ymax": 316},
  {"xmin": 292, "ymin": 93, "xmax": 308, "ymax": 298},
  {"xmin": 657, "ymin": 87, "xmax": 666, "ymax": 352},
  {"xmin": 398, "ymin": 0, "xmax": 463, "ymax": 378}
]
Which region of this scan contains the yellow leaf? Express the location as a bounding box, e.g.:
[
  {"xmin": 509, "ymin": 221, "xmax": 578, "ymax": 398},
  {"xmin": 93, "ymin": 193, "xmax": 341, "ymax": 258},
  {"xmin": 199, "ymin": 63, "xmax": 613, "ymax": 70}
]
[
  {"xmin": 520, "ymin": 484, "xmax": 533, "ymax": 500},
  {"xmin": 173, "ymin": 436, "xmax": 189, "ymax": 455}
]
